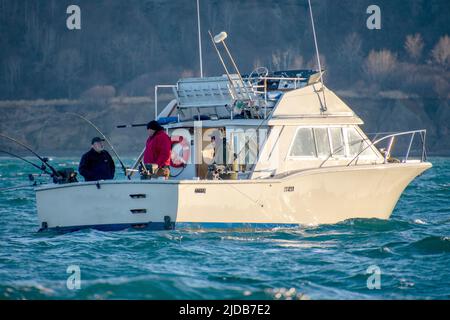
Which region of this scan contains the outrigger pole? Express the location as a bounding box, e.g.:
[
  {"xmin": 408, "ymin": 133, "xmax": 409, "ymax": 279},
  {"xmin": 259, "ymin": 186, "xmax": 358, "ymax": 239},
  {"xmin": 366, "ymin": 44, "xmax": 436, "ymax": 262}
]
[
  {"xmin": 197, "ymin": 0, "xmax": 203, "ymax": 78},
  {"xmin": 65, "ymin": 112, "xmax": 129, "ymax": 179},
  {"xmin": 308, "ymin": 0, "xmax": 327, "ymax": 112},
  {"xmin": 212, "ymin": 31, "xmax": 253, "ymax": 100},
  {"xmin": 0, "ymin": 133, "xmax": 60, "ymax": 178},
  {"xmin": 207, "ymin": 30, "xmax": 238, "ymax": 98}
]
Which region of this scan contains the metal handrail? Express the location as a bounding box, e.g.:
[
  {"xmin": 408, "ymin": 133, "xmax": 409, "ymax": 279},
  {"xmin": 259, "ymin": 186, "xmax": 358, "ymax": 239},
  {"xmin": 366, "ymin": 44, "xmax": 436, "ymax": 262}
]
[
  {"xmin": 319, "ymin": 129, "xmax": 427, "ymax": 168},
  {"xmin": 246, "ymin": 75, "xmax": 302, "ymax": 87},
  {"xmin": 245, "ymin": 76, "xmax": 307, "ymax": 82},
  {"xmin": 156, "ymin": 74, "xmax": 311, "ymax": 121},
  {"xmin": 154, "ymin": 85, "xmax": 177, "ymax": 121},
  {"xmin": 346, "ymin": 130, "xmax": 427, "ymax": 166},
  {"xmin": 319, "ymin": 138, "xmax": 373, "ymax": 168},
  {"xmin": 243, "ymin": 76, "xmax": 305, "ymax": 119}
]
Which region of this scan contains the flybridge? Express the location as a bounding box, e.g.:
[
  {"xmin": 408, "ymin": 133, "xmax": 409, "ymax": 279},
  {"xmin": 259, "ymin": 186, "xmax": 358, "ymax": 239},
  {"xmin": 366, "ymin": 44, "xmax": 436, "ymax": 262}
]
[
  {"xmin": 162, "ymin": 28, "xmax": 325, "ymax": 121},
  {"xmin": 175, "ymin": 74, "xmax": 251, "ymax": 109},
  {"xmin": 161, "ymin": 69, "xmax": 324, "ymax": 122},
  {"xmin": 175, "ymin": 69, "xmax": 323, "ymax": 108}
]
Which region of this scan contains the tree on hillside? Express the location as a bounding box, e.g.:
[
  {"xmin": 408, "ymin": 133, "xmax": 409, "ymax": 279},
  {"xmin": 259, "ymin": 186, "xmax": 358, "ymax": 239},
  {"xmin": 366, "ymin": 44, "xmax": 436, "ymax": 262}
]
[
  {"xmin": 270, "ymin": 48, "xmax": 304, "ymax": 71},
  {"xmin": 338, "ymin": 32, "xmax": 363, "ymax": 66},
  {"xmin": 3, "ymin": 56, "xmax": 22, "ymax": 95},
  {"xmin": 336, "ymin": 32, "xmax": 363, "ymax": 84},
  {"xmin": 404, "ymin": 33, "xmax": 424, "ymax": 62},
  {"xmin": 431, "ymin": 35, "xmax": 450, "ymax": 70},
  {"xmin": 433, "ymin": 76, "xmax": 450, "ymax": 100},
  {"xmin": 364, "ymin": 49, "xmax": 397, "ymax": 83},
  {"xmin": 55, "ymin": 49, "xmax": 83, "ymax": 98}
]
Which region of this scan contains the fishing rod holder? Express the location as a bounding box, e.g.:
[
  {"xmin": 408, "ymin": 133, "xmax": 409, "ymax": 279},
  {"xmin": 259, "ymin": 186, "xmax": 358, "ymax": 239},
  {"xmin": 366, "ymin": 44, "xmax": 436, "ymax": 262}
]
[{"xmin": 52, "ymin": 168, "xmax": 78, "ymax": 184}]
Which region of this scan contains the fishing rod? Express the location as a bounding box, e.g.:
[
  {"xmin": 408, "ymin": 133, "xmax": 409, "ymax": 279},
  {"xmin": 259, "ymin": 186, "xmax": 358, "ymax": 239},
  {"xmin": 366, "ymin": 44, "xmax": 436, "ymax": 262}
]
[
  {"xmin": 0, "ymin": 182, "xmax": 38, "ymax": 192},
  {"xmin": 0, "ymin": 149, "xmax": 49, "ymax": 192},
  {"xmin": 0, "ymin": 149, "xmax": 52, "ymax": 175},
  {"xmin": 65, "ymin": 112, "xmax": 130, "ymax": 179},
  {"xmin": 0, "ymin": 133, "xmax": 61, "ymax": 178}
]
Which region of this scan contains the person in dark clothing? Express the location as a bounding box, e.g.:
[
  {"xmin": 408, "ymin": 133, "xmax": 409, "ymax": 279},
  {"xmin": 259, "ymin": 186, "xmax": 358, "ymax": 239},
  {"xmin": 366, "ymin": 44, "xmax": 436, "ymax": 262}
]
[{"xmin": 78, "ymin": 137, "xmax": 115, "ymax": 181}]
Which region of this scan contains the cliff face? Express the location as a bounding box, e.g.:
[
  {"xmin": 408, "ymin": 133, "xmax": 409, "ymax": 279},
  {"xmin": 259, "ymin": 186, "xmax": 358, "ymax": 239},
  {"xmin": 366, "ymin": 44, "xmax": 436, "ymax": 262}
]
[
  {"xmin": 347, "ymin": 96, "xmax": 449, "ymax": 154},
  {"xmin": 0, "ymin": 98, "xmax": 157, "ymax": 156},
  {"xmin": 0, "ymin": 94, "xmax": 448, "ymax": 156}
]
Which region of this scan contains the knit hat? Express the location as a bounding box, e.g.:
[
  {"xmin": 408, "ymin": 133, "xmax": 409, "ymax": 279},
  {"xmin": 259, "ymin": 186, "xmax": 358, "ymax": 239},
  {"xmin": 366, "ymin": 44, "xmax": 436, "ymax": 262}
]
[{"xmin": 146, "ymin": 120, "xmax": 164, "ymax": 131}]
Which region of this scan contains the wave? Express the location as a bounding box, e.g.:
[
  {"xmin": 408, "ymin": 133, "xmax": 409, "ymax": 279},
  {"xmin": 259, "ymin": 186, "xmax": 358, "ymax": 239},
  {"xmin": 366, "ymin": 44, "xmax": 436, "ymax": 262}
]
[
  {"xmin": 338, "ymin": 218, "xmax": 413, "ymax": 232},
  {"xmin": 405, "ymin": 236, "xmax": 450, "ymax": 254}
]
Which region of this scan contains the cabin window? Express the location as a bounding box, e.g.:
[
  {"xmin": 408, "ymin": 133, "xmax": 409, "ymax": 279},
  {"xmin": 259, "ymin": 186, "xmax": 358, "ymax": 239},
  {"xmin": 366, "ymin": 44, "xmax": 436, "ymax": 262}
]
[
  {"xmin": 314, "ymin": 128, "xmax": 331, "ymax": 157},
  {"xmin": 329, "ymin": 127, "xmax": 345, "ymax": 157},
  {"xmin": 290, "ymin": 128, "xmax": 316, "ymax": 157},
  {"xmin": 346, "ymin": 127, "xmax": 374, "ymax": 157}
]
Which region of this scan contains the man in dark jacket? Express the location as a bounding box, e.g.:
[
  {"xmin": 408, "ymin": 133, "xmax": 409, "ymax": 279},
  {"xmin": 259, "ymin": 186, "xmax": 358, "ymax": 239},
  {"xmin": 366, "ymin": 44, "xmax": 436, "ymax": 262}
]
[{"xmin": 78, "ymin": 137, "xmax": 115, "ymax": 181}]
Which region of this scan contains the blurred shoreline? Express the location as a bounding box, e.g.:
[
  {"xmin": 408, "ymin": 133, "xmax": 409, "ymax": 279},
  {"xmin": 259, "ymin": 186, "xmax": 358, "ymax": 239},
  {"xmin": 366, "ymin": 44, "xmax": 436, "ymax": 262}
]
[{"xmin": 0, "ymin": 91, "xmax": 448, "ymax": 156}]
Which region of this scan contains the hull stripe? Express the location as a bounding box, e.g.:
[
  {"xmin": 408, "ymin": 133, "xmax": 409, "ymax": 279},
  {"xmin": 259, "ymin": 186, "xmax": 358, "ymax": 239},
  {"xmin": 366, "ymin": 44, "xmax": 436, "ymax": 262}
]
[{"xmin": 44, "ymin": 222, "xmax": 300, "ymax": 232}]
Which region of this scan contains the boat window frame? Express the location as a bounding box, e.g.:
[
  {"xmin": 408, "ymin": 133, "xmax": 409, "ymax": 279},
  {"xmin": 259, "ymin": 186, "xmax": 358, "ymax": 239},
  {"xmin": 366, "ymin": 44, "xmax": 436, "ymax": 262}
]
[
  {"xmin": 287, "ymin": 125, "xmax": 381, "ymax": 162},
  {"xmin": 287, "ymin": 125, "xmax": 341, "ymax": 160},
  {"xmin": 328, "ymin": 127, "xmax": 347, "ymax": 159},
  {"xmin": 343, "ymin": 126, "xmax": 379, "ymax": 159},
  {"xmin": 287, "ymin": 127, "xmax": 318, "ymax": 159},
  {"xmin": 352, "ymin": 126, "xmax": 383, "ymax": 159},
  {"xmin": 313, "ymin": 127, "xmax": 332, "ymax": 158}
]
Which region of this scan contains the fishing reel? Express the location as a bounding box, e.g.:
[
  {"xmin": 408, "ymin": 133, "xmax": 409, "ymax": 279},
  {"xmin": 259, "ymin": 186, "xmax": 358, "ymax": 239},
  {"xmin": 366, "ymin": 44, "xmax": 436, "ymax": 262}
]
[
  {"xmin": 139, "ymin": 163, "xmax": 158, "ymax": 180},
  {"xmin": 52, "ymin": 168, "xmax": 78, "ymax": 184},
  {"xmin": 207, "ymin": 163, "xmax": 239, "ymax": 180},
  {"xmin": 207, "ymin": 163, "xmax": 227, "ymax": 180}
]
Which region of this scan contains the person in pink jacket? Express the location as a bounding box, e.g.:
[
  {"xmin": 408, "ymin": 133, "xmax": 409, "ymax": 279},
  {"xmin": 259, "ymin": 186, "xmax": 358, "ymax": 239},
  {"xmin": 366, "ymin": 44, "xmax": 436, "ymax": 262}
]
[{"xmin": 143, "ymin": 120, "xmax": 172, "ymax": 179}]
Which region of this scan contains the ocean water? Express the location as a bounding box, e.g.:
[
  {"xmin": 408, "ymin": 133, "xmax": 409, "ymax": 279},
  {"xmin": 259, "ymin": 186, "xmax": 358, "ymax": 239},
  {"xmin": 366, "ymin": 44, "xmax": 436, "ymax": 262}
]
[{"xmin": 0, "ymin": 157, "xmax": 449, "ymax": 300}]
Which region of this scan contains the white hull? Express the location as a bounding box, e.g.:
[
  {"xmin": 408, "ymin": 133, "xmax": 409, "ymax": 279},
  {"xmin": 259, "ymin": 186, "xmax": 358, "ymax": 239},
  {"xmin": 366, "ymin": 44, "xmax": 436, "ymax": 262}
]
[{"xmin": 35, "ymin": 162, "xmax": 431, "ymax": 231}]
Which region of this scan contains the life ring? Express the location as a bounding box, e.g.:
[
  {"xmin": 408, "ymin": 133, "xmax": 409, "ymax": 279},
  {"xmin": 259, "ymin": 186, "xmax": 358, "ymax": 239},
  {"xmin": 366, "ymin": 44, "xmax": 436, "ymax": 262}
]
[{"xmin": 170, "ymin": 136, "xmax": 190, "ymax": 168}]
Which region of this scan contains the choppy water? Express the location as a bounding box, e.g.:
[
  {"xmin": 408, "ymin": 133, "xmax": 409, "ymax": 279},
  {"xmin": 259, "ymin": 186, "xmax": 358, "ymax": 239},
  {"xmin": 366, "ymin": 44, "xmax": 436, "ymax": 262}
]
[{"xmin": 0, "ymin": 157, "xmax": 449, "ymax": 300}]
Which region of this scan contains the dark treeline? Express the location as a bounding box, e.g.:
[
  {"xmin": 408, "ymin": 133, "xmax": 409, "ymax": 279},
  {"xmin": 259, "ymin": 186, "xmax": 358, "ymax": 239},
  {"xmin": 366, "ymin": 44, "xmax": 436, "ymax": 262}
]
[{"xmin": 0, "ymin": 0, "xmax": 449, "ymax": 100}]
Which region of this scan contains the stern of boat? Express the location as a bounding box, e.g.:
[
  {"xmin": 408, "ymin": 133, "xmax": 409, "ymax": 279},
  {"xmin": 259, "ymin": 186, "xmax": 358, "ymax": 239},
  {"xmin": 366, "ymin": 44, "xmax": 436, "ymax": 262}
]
[{"xmin": 36, "ymin": 180, "xmax": 179, "ymax": 232}]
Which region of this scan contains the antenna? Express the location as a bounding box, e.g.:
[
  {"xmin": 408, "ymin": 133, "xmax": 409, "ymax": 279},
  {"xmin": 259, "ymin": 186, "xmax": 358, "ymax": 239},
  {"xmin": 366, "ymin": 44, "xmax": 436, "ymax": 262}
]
[
  {"xmin": 196, "ymin": 0, "xmax": 203, "ymax": 77},
  {"xmin": 308, "ymin": 0, "xmax": 327, "ymax": 112}
]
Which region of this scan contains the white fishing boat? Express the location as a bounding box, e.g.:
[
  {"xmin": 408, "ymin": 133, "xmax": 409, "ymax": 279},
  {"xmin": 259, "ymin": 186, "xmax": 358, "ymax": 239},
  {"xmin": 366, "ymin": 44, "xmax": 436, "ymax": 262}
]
[
  {"xmin": 35, "ymin": 70, "xmax": 431, "ymax": 231},
  {"xmin": 34, "ymin": 4, "xmax": 432, "ymax": 232}
]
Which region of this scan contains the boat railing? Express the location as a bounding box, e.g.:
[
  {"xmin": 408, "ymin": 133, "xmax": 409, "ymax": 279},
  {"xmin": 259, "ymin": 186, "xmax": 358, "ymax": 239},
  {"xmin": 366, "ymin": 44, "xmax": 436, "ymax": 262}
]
[
  {"xmin": 248, "ymin": 76, "xmax": 307, "ymax": 87},
  {"xmin": 246, "ymin": 76, "xmax": 311, "ymax": 118},
  {"xmin": 319, "ymin": 129, "xmax": 428, "ymax": 168},
  {"xmin": 154, "ymin": 72, "xmax": 318, "ymax": 121},
  {"xmin": 154, "ymin": 84, "xmax": 177, "ymax": 121},
  {"xmin": 346, "ymin": 130, "xmax": 428, "ymax": 166}
]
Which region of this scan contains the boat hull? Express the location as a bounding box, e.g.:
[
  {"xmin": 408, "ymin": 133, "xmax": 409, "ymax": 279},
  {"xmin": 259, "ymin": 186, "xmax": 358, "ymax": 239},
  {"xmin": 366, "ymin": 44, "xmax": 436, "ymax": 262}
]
[{"xmin": 35, "ymin": 162, "xmax": 432, "ymax": 232}]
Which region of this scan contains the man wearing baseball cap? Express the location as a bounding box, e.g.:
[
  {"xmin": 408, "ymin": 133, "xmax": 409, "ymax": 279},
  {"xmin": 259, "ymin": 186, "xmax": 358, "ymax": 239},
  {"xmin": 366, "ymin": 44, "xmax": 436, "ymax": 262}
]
[{"xmin": 78, "ymin": 137, "xmax": 115, "ymax": 181}]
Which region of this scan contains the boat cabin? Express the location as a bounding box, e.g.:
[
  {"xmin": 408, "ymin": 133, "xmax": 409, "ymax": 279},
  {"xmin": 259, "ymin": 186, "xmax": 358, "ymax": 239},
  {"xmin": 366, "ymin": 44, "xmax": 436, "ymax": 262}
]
[{"xmin": 143, "ymin": 69, "xmax": 383, "ymax": 181}]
